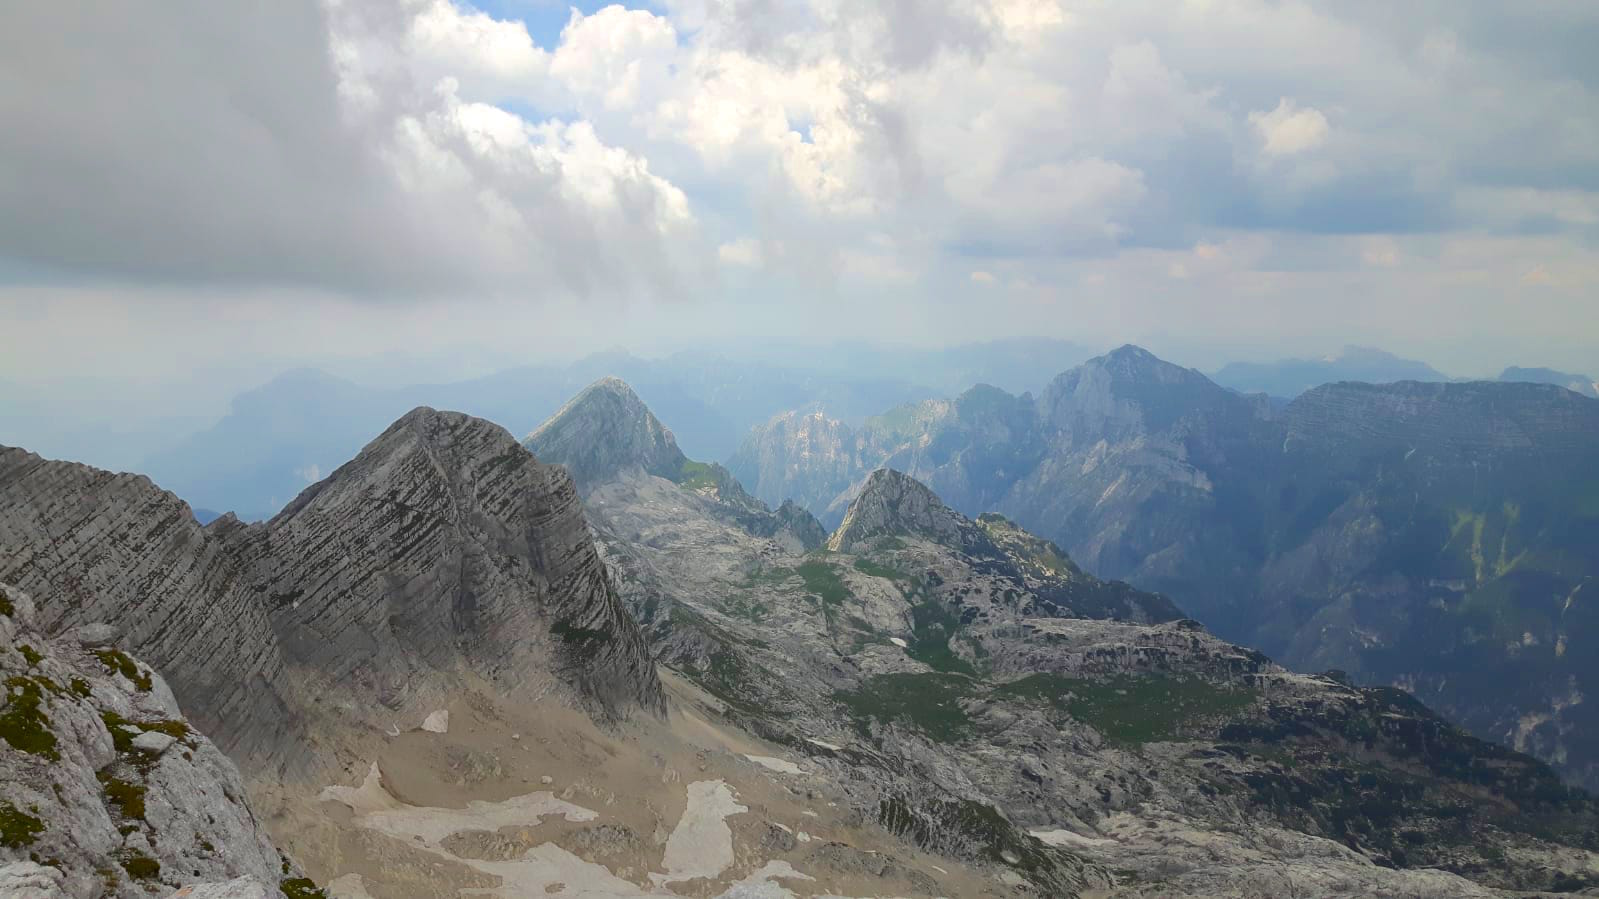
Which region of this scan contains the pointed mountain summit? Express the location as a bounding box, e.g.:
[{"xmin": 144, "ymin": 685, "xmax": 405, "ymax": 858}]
[
  {"xmin": 524, "ymin": 377, "xmax": 687, "ymax": 490},
  {"xmin": 1038, "ymin": 344, "xmax": 1258, "ymax": 438},
  {"xmin": 827, "ymin": 468, "xmax": 996, "ymax": 554},
  {"xmin": 1, "ymin": 406, "xmax": 665, "ymax": 768}
]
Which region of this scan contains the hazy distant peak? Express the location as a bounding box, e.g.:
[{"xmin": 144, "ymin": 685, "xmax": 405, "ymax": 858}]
[
  {"xmin": 524, "ymin": 376, "xmax": 687, "ymax": 490},
  {"xmin": 1499, "ymin": 366, "xmax": 1598, "ymax": 398},
  {"xmin": 828, "ymin": 467, "xmax": 994, "ymax": 554}
]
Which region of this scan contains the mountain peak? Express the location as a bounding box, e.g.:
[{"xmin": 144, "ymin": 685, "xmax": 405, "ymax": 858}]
[
  {"xmin": 524, "ymin": 377, "xmax": 687, "ymax": 490},
  {"xmin": 827, "ymin": 468, "xmax": 994, "ymax": 553}
]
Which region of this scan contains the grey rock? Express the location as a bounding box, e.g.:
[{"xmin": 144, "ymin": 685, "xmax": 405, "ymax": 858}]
[
  {"xmin": 171, "ymin": 878, "xmax": 274, "ymax": 898},
  {"xmin": 1, "ymin": 407, "xmax": 666, "ymax": 774},
  {"xmin": 129, "ymin": 730, "xmax": 176, "ymax": 754},
  {"xmin": 525, "ymin": 377, "xmax": 687, "ymax": 490},
  {"xmin": 0, "ymin": 862, "xmax": 68, "ymax": 899},
  {"xmin": 73, "ymin": 623, "xmax": 117, "ymax": 647},
  {"xmin": 0, "ymin": 583, "xmax": 288, "ymax": 898}
]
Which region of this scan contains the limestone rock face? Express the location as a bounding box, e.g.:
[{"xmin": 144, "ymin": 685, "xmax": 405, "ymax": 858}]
[
  {"xmin": 0, "ymin": 584, "xmax": 287, "ymax": 898},
  {"xmin": 0, "ymin": 447, "xmax": 288, "ymax": 758},
  {"xmin": 529, "ymin": 379, "xmax": 828, "ymax": 553},
  {"xmin": 228, "ymin": 408, "xmax": 664, "ymax": 728},
  {"xmin": 0, "ymin": 407, "xmax": 665, "ymax": 771},
  {"xmin": 524, "ymin": 377, "xmax": 687, "ymax": 490},
  {"xmin": 827, "ymin": 469, "xmax": 996, "ymax": 555}
]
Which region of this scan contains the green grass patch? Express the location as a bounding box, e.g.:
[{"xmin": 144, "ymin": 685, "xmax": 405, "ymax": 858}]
[
  {"xmin": 674, "ymin": 459, "xmax": 720, "ymax": 490},
  {"xmin": 0, "ymin": 801, "xmax": 44, "ymax": 848},
  {"xmin": 743, "ymin": 566, "xmax": 796, "ymax": 587},
  {"xmin": 852, "ymin": 557, "xmax": 910, "ymax": 581},
  {"xmin": 834, "ymin": 672, "xmax": 977, "ymax": 742},
  {"xmin": 99, "ymin": 772, "xmax": 147, "ymax": 821},
  {"xmin": 905, "ymin": 596, "xmax": 977, "ymax": 676},
  {"xmin": 281, "ymin": 877, "xmax": 330, "ymax": 899},
  {"xmin": 70, "ymin": 678, "xmax": 91, "ymax": 698},
  {"xmin": 797, "ymin": 560, "xmax": 852, "ymax": 619},
  {"xmin": 119, "ymin": 851, "xmax": 160, "ymax": 881},
  {"xmin": 0, "ymin": 593, "xmax": 13, "ymax": 617},
  {"xmin": 92, "ymin": 649, "xmax": 152, "ymax": 692},
  {"xmin": 17, "ymin": 644, "xmax": 43, "ymax": 667},
  {"xmin": 1, "ymin": 675, "xmax": 59, "ymax": 760},
  {"xmin": 995, "ymin": 674, "xmax": 1255, "ymax": 745}
]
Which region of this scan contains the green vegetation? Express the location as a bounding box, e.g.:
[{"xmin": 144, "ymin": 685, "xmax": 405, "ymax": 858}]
[
  {"xmin": 834, "ymin": 672, "xmax": 977, "ymax": 742},
  {"xmin": 852, "ymin": 557, "xmax": 909, "ymax": 581},
  {"xmin": 92, "ymin": 649, "xmax": 152, "ymax": 691},
  {"xmin": 0, "ymin": 800, "xmax": 45, "ymax": 848},
  {"xmin": 674, "ymin": 459, "xmax": 720, "ymax": 491},
  {"xmin": 17, "ymin": 644, "xmax": 43, "ymax": 667},
  {"xmin": 281, "ymin": 877, "xmax": 330, "ymax": 899},
  {"xmin": 99, "ymin": 772, "xmax": 147, "ymax": 821},
  {"xmin": 1, "ymin": 675, "xmax": 60, "ymax": 760},
  {"xmin": 119, "ymin": 850, "xmax": 160, "ymax": 881},
  {"xmin": 905, "ymin": 595, "xmax": 977, "ymax": 675},
  {"xmin": 69, "ymin": 677, "xmax": 91, "ymax": 698},
  {"xmin": 743, "ymin": 565, "xmax": 795, "ymax": 587},
  {"xmin": 797, "ymin": 560, "xmax": 851, "ymax": 621},
  {"xmin": 995, "ymin": 674, "xmax": 1255, "ymax": 744},
  {"xmin": 0, "ymin": 593, "xmax": 13, "ymax": 617}
]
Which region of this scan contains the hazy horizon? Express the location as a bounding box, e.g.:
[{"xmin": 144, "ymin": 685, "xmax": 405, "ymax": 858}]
[{"xmin": 4, "ymin": 0, "xmax": 1597, "ymax": 472}]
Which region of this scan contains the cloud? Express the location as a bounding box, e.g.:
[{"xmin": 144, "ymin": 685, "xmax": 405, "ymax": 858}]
[
  {"xmin": 0, "ymin": 0, "xmax": 706, "ymax": 299},
  {"xmin": 718, "ymin": 238, "xmax": 762, "ymax": 266},
  {"xmin": 1250, "ymin": 99, "xmax": 1331, "ymax": 156},
  {"xmin": 1, "ymin": 0, "xmax": 1598, "ymax": 380},
  {"xmin": 970, "ymin": 270, "xmax": 997, "ymax": 283}
]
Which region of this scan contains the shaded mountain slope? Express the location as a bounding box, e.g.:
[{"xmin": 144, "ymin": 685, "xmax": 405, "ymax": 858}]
[{"xmin": 1, "ymin": 408, "xmax": 664, "ymax": 775}]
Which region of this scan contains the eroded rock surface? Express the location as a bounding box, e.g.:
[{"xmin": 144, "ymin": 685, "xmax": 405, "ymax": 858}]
[{"xmin": 0, "ymin": 584, "xmax": 289, "ymax": 898}]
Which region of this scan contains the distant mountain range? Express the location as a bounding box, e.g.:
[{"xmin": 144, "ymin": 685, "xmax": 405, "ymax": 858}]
[
  {"xmin": 130, "ymin": 339, "xmax": 1092, "ymax": 522},
  {"xmin": 1211, "ymin": 345, "xmax": 1452, "ymax": 398},
  {"xmin": 736, "ymin": 345, "xmax": 1599, "ymax": 791},
  {"xmin": 6, "ymin": 373, "xmax": 1599, "ymax": 896},
  {"xmin": 1500, "ymin": 365, "xmax": 1599, "ymax": 398}
]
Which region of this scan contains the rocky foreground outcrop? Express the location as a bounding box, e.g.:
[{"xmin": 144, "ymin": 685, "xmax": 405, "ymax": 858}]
[
  {"xmin": 0, "ymin": 408, "xmax": 664, "ymax": 773},
  {"xmin": 0, "ymin": 584, "xmax": 293, "ymax": 898}
]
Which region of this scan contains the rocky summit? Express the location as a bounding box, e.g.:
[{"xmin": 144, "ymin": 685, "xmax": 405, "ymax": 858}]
[{"xmin": 1, "ymin": 407, "xmax": 663, "ymax": 777}]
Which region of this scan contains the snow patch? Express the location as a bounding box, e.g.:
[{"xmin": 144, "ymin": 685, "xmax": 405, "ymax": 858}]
[
  {"xmin": 745, "ymin": 754, "xmax": 804, "ymax": 775},
  {"xmin": 654, "ymin": 780, "xmax": 746, "ymax": 884},
  {"xmin": 1030, "ymin": 827, "xmax": 1117, "ymax": 848}
]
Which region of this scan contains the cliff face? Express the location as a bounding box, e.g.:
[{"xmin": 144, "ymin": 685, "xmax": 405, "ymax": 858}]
[
  {"xmin": 727, "ymin": 409, "xmax": 885, "ymax": 525},
  {"xmin": 0, "ymin": 407, "xmax": 665, "ymax": 771},
  {"xmin": 0, "ymin": 448, "xmax": 288, "ymax": 758},
  {"xmin": 233, "ymin": 408, "xmax": 665, "ymax": 724}
]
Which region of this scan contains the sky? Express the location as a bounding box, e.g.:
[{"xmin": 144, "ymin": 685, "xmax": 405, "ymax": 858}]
[{"xmin": 2, "ymin": 0, "xmax": 1597, "ymax": 417}]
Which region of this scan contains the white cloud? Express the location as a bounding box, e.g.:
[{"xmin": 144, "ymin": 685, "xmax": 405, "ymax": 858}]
[
  {"xmin": 1249, "ymin": 98, "xmax": 1330, "ymax": 156},
  {"xmin": 970, "ymin": 270, "xmax": 997, "ymax": 283},
  {"xmin": 3, "ymin": 0, "xmax": 1599, "ymax": 384},
  {"xmin": 719, "ymin": 238, "xmax": 762, "ymax": 266}
]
